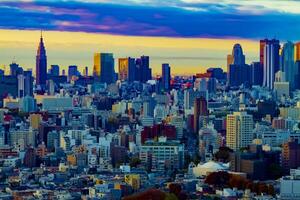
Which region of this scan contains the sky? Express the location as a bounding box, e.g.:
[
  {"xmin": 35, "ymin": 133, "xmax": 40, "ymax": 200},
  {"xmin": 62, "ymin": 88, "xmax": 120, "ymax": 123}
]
[{"xmin": 0, "ymin": 0, "xmax": 300, "ymax": 75}]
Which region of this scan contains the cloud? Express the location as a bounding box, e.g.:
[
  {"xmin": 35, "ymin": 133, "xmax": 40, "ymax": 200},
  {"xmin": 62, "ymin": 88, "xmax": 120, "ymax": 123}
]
[{"xmin": 0, "ymin": 0, "xmax": 299, "ymax": 40}]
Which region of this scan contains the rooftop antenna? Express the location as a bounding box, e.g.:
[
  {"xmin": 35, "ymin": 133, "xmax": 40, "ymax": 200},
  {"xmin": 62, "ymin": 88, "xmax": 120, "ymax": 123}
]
[{"xmin": 12, "ymin": 56, "xmax": 16, "ymax": 64}]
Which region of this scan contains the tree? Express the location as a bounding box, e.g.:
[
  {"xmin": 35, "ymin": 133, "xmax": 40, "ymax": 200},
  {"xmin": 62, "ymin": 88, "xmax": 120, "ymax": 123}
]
[
  {"xmin": 214, "ymin": 147, "xmax": 233, "ymax": 162},
  {"xmin": 129, "ymin": 157, "xmax": 141, "ymax": 168}
]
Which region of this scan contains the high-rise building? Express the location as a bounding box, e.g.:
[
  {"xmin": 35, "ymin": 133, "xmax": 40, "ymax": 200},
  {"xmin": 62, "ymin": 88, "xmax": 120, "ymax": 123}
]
[
  {"xmin": 260, "ymin": 39, "xmax": 267, "ymax": 65},
  {"xmin": 93, "ymin": 53, "xmax": 115, "ymax": 84},
  {"xmin": 49, "ymin": 65, "xmax": 59, "ymax": 76},
  {"xmin": 17, "ymin": 70, "xmax": 33, "ymax": 98},
  {"xmin": 135, "ymin": 56, "xmax": 151, "ymax": 83},
  {"xmin": 194, "ymin": 96, "xmax": 208, "ymax": 134},
  {"xmin": 226, "ymin": 112, "xmax": 253, "ymax": 151},
  {"xmin": 118, "ymin": 57, "xmax": 135, "ymax": 82},
  {"xmin": 36, "ymin": 32, "xmax": 47, "ymax": 88},
  {"xmin": 68, "ymin": 65, "xmax": 78, "ymax": 81},
  {"xmin": 250, "ymin": 62, "xmax": 263, "ymax": 86},
  {"xmin": 281, "ymin": 139, "xmax": 300, "ymax": 173},
  {"xmin": 9, "ymin": 62, "xmax": 23, "ymax": 76},
  {"xmin": 295, "ymin": 42, "xmax": 300, "ymax": 61},
  {"xmin": 282, "ymin": 41, "xmax": 296, "ymax": 90},
  {"xmin": 162, "ymin": 63, "xmax": 171, "ymax": 91},
  {"xmin": 227, "ymin": 44, "xmax": 250, "ymax": 87},
  {"xmin": 263, "ymin": 39, "xmax": 280, "ymax": 90}
]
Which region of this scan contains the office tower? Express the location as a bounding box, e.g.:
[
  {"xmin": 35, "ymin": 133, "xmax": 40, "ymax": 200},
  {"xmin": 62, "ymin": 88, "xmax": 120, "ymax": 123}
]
[
  {"xmin": 17, "ymin": 74, "xmax": 25, "ymax": 98},
  {"xmin": 140, "ymin": 138, "xmax": 185, "ymax": 171},
  {"xmin": 296, "ymin": 42, "xmax": 300, "ymax": 61},
  {"xmin": 282, "ymin": 41, "xmax": 296, "ymax": 90},
  {"xmin": 135, "ymin": 56, "xmax": 151, "ymax": 83},
  {"xmin": 143, "ymin": 97, "xmax": 156, "ymax": 117},
  {"xmin": 119, "ymin": 57, "xmax": 135, "ymax": 82},
  {"xmin": 36, "ymin": 32, "xmax": 47, "ymax": 88},
  {"xmin": 9, "ymin": 62, "xmax": 23, "ymax": 76},
  {"xmin": 162, "ymin": 63, "xmax": 171, "ymax": 91},
  {"xmin": 29, "ymin": 113, "xmax": 42, "ymax": 130},
  {"xmin": 84, "ymin": 66, "xmax": 88, "ymax": 77},
  {"xmin": 227, "ymin": 44, "xmax": 250, "ymax": 87},
  {"xmin": 68, "ymin": 65, "xmax": 78, "ymax": 81},
  {"xmin": 263, "ymin": 39, "xmax": 280, "ymax": 90},
  {"xmin": 0, "ymin": 76, "xmax": 18, "ymax": 99},
  {"xmin": 281, "ymin": 139, "xmax": 300, "ymax": 173},
  {"xmin": 194, "ymin": 96, "xmax": 208, "ymax": 134},
  {"xmin": 93, "ymin": 53, "xmax": 115, "ymax": 84},
  {"xmin": 232, "ymin": 44, "xmax": 245, "ymax": 65},
  {"xmin": 250, "ymin": 62, "xmax": 263, "ymax": 86},
  {"xmin": 17, "ymin": 71, "xmax": 33, "ymax": 98},
  {"xmin": 226, "ymin": 112, "xmax": 253, "ymax": 151},
  {"xmin": 49, "ymin": 65, "xmax": 59, "ymax": 76},
  {"xmin": 260, "ymin": 39, "xmax": 267, "ymax": 65},
  {"xmin": 48, "ymin": 79, "xmax": 55, "ymax": 95},
  {"xmin": 227, "ymin": 54, "xmax": 233, "ymax": 81},
  {"xmin": 295, "ymin": 61, "xmax": 300, "ymax": 89},
  {"xmin": 19, "ymin": 96, "xmax": 37, "ymax": 113}
]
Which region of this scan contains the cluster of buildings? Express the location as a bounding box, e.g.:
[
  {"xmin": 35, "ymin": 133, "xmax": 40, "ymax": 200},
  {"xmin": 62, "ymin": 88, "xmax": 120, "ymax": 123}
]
[{"xmin": 0, "ymin": 34, "xmax": 300, "ymax": 199}]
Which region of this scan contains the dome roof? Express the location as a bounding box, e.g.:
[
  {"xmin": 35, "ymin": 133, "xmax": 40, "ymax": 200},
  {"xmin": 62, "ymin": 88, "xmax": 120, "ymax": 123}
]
[{"xmin": 198, "ymin": 161, "xmax": 228, "ymax": 170}]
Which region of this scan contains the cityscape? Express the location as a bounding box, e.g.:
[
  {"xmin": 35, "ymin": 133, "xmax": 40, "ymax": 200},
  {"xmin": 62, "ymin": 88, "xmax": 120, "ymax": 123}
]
[{"xmin": 1, "ymin": 0, "xmax": 300, "ymax": 200}]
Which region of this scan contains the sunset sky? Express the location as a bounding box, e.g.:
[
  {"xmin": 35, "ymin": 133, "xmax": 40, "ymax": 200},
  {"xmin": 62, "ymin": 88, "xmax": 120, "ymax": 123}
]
[{"xmin": 0, "ymin": 0, "xmax": 300, "ymax": 75}]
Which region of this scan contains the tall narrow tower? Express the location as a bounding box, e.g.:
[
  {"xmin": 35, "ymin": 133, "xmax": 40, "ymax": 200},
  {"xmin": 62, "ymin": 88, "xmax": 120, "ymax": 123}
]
[{"xmin": 36, "ymin": 31, "xmax": 47, "ymax": 88}]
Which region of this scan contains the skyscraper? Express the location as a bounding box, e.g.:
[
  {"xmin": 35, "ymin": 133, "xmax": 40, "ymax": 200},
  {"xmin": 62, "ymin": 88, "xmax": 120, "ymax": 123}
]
[
  {"xmin": 295, "ymin": 42, "xmax": 300, "ymax": 61},
  {"xmin": 135, "ymin": 56, "xmax": 151, "ymax": 83},
  {"xmin": 263, "ymin": 39, "xmax": 280, "ymax": 90},
  {"xmin": 282, "ymin": 41, "xmax": 296, "ymax": 90},
  {"xmin": 226, "ymin": 112, "xmax": 253, "ymax": 151},
  {"xmin": 194, "ymin": 96, "xmax": 208, "ymax": 134},
  {"xmin": 68, "ymin": 65, "xmax": 78, "ymax": 81},
  {"xmin": 250, "ymin": 62, "xmax": 263, "ymax": 86},
  {"xmin": 49, "ymin": 65, "xmax": 59, "ymax": 76},
  {"xmin": 260, "ymin": 39, "xmax": 267, "ymax": 65},
  {"xmin": 93, "ymin": 53, "xmax": 115, "ymax": 84},
  {"xmin": 162, "ymin": 63, "xmax": 171, "ymax": 91},
  {"xmin": 227, "ymin": 44, "xmax": 250, "ymax": 87},
  {"xmin": 118, "ymin": 57, "xmax": 135, "ymax": 82},
  {"xmin": 36, "ymin": 32, "xmax": 47, "ymax": 88}
]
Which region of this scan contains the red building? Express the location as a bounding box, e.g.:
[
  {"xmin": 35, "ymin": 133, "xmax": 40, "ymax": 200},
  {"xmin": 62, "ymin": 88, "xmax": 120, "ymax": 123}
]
[
  {"xmin": 282, "ymin": 139, "xmax": 300, "ymax": 173},
  {"xmin": 141, "ymin": 124, "xmax": 176, "ymax": 144},
  {"xmin": 194, "ymin": 96, "xmax": 208, "ymax": 134}
]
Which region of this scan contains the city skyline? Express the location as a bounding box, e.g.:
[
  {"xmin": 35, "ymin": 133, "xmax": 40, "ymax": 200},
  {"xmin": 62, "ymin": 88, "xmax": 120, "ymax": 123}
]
[{"xmin": 0, "ymin": 29, "xmax": 261, "ymax": 75}]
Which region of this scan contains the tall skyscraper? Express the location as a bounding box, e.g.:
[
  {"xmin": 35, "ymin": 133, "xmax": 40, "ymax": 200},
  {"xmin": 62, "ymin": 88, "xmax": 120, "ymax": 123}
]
[
  {"xmin": 49, "ymin": 65, "xmax": 59, "ymax": 76},
  {"xmin": 227, "ymin": 44, "xmax": 250, "ymax": 87},
  {"xmin": 68, "ymin": 65, "xmax": 78, "ymax": 81},
  {"xmin": 162, "ymin": 63, "xmax": 171, "ymax": 91},
  {"xmin": 135, "ymin": 56, "xmax": 151, "ymax": 83},
  {"xmin": 24, "ymin": 71, "xmax": 33, "ymax": 96},
  {"xmin": 282, "ymin": 41, "xmax": 296, "ymax": 90},
  {"xmin": 250, "ymin": 62, "xmax": 263, "ymax": 86},
  {"xmin": 118, "ymin": 57, "xmax": 135, "ymax": 82},
  {"xmin": 226, "ymin": 112, "xmax": 253, "ymax": 151},
  {"xmin": 10, "ymin": 62, "xmax": 23, "ymax": 76},
  {"xmin": 295, "ymin": 42, "xmax": 300, "ymax": 61},
  {"xmin": 260, "ymin": 39, "xmax": 267, "ymax": 65},
  {"xmin": 36, "ymin": 32, "xmax": 47, "ymax": 88},
  {"xmin": 93, "ymin": 53, "xmax": 115, "ymax": 84},
  {"xmin": 194, "ymin": 96, "xmax": 208, "ymax": 134},
  {"xmin": 263, "ymin": 39, "xmax": 280, "ymax": 90}
]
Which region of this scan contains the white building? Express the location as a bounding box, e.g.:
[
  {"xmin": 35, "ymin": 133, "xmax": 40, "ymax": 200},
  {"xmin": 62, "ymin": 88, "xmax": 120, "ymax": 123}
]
[
  {"xmin": 280, "ymin": 168, "xmax": 300, "ymax": 200},
  {"xmin": 226, "ymin": 112, "xmax": 253, "ymax": 150}
]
